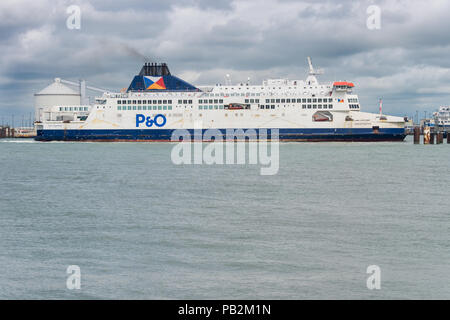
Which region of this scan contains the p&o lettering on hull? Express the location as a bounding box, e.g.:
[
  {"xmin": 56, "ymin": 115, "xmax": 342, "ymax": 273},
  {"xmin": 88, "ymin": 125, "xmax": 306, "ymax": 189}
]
[{"xmin": 136, "ymin": 114, "xmax": 167, "ymax": 128}]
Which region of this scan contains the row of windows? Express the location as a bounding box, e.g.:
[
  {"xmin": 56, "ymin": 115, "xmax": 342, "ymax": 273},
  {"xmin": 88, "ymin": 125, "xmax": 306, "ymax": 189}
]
[
  {"xmin": 304, "ymin": 104, "xmax": 333, "ymax": 109},
  {"xmin": 178, "ymin": 100, "xmax": 193, "ymax": 104},
  {"xmin": 205, "ymin": 86, "xmax": 332, "ymax": 94},
  {"xmin": 199, "ymin": 105, "xmax": 224, "ymax": 110},
  {"xmin": 348, "ymin": 98, "xmax": 359, "ymax": 103},
  {"xmin": 205, "ymin": 92, "xmax": 262, "ymax": 97},
  {"xmin": 260, "ymin": 105, "xmax": 276, "ymax": 109},
  {"xmin": 349, "ymin": 104, "xmax": 360, "ymax": 109},
  {"xmin": 115, "ymin": 97, "xmax": 344, "ymax": 105},
  {"xmin": 260, "ymin": 104, "xmax": 334, "ymax": 110},
  {"xmin": 198, "ymin": 99, "xmax": 224, "ymax": 104},
  {"xmin": 265, "ymin": 98, "xmax": 334, "ymax": 103},
  {"xmin": 117, "ymin": 94, "xmax": 344, "ymax": 105},
  {"xmin": 117, "ymin": 104, "xmax": 340, "ymax": 111},
  {"xmin": 59, "ymin": 107, "xmax": 88, "ymax": 111},
  {"xmin": 118, "ymin": 100, "xmax": 173, "ymax": 105},
  {"xmin": 118, "ymin": 106, "xmax": 173, "ymax": 111}
]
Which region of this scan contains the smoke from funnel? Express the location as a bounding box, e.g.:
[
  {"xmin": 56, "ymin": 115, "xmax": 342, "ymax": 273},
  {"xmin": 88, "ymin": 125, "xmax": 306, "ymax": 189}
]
[
  {"xmin": 118, "ymin": 43, "xmax": 151, "ymax": 62},
  {"xmin": 98, "ymin": 39, "xmax": 152, "ymax": 62}
]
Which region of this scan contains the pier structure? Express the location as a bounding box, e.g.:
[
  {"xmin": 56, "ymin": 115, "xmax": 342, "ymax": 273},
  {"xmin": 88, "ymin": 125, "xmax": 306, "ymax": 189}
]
[
  {"xmin": 413, "ymin": 123, "xmax": 449, "ymax": 145},
  {"xmin": 0, "ymin": 126, "xmax": 14, "ymax": 138},
  {"xmin": 0, "ymin": 126, "xmax": 36, "ymax": 139}
]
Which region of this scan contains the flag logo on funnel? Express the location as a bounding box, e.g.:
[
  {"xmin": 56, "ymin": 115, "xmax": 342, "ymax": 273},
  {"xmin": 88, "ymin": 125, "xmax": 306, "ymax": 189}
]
[{"xmin": 144, "ymin": 76, "xmax": 166, "ymax": 90}]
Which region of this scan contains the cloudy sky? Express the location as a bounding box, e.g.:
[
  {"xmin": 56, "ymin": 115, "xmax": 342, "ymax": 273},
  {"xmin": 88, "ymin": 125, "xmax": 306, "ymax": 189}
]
[{"xmin": 1, "ymin": 0, "xmax": 450, "ymax": 124}]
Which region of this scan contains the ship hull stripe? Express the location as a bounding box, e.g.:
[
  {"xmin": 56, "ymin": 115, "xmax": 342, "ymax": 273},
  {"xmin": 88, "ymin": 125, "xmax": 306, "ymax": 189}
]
[{"xmin": 36, "ymin": 128, "xmax": 406, "ymax": 142}]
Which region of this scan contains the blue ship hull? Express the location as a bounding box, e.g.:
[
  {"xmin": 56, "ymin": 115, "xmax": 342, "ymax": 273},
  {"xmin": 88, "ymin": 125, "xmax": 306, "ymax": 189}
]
[{"xmin": 36, "ymin": 128, "xmax": 406, "ymax": 142}]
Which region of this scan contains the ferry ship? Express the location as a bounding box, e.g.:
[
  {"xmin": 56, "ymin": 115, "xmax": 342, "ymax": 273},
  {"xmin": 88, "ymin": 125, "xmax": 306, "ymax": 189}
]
[
  {"xmin": 35, "ymin": 58, "xmax": 406, "ymax": 142},
  {"xmin": 429, "ymin": 106, "xmax": 450, "ymax": 129}
]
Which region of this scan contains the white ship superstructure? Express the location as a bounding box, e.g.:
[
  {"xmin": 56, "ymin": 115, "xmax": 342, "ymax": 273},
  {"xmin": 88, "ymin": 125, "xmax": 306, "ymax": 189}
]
[
  {"xmin": 431, "ymin": 106, "xmax": 450, "ymax": 128},
  {"xmin": 35, "ymin": 58, "xmax": 406, "ymax": 141}
]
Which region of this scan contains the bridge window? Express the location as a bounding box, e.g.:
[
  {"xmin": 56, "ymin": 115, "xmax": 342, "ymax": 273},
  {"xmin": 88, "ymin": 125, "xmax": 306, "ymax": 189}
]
[{"xmin": 117, "ymin": 100, "xmax": 121, "ymax": 104}]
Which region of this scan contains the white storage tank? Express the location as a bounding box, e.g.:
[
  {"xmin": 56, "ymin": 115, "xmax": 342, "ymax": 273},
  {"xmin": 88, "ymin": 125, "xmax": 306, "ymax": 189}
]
[{"xmin": 34, "ymin": 78, "xmax": 81, "ymax": 122}]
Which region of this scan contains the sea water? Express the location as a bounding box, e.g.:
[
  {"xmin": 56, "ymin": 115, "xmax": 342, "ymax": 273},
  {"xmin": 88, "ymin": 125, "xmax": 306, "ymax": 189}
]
[{"xmin": 0, "ymin": 137, "xmax": 449, "ymax": 299}]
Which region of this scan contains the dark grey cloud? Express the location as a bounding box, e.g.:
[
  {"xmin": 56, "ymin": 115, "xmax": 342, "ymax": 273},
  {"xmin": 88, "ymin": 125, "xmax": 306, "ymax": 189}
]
[{"xmin": 1, "ymin": 0, "xmax": 450, "ymax": 122}]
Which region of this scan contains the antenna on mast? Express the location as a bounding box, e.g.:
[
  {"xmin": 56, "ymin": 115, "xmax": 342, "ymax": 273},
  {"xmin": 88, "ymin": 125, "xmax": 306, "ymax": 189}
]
[
  {"xmin": 225, "ymin": 74, "xmax": 231, "ymax": 86},
  {"xmin": 379, "ymin": 98, "xmax": 383, "ymax": 117},
  {"xmin": 307, "ymin": 57, "xmax": 324, "ymax": 76},
  {"xmin": 306, "ymin": 57, "xmax": 323, "ymax": 85}
]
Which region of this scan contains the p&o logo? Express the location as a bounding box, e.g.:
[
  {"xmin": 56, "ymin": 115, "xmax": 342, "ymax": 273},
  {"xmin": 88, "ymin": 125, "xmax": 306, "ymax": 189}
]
[{"xmin": 136, "ymin": 114, "xmax": 166, "ymax": 128}]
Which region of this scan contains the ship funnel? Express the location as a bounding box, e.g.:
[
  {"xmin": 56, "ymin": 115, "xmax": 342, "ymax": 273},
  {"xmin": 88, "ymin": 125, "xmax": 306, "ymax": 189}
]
[{"xmin": 139, "ymin": 62, "xmax": 171, "ymax": 76}]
